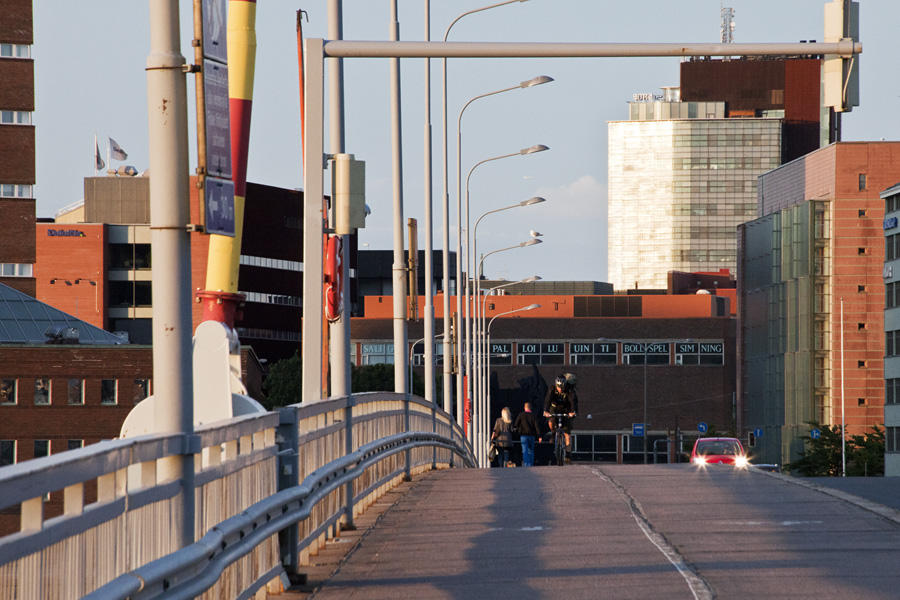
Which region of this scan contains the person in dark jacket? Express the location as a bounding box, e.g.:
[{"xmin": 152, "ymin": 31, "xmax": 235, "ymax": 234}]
[
  {"xmin": 491, "ymin": 407, "xmax": 515, "ymax": 467},
  {"xmin": 543, "ymin": 375, "xmax": 578, "ymax": 461},
  {"xmin": 514, "ymin": 402, "xmax": 540, "ymax": 467}
]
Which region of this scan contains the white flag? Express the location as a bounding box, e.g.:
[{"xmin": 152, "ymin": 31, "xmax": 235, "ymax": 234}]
[
  {"xmin": 95, "ymin": 140, "xmax": 105, "ymax": 170},
  {"xmin": 109, "ymin": 137, "xmax": 128, "ymax": 161}
]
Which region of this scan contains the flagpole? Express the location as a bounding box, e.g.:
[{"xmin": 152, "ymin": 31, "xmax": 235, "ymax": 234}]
[
  {"xmin": 94, "ymin": 134, "xmax": 97, "ymax": 176},
  {"xmin": 107, "ymin": 138, "xmax": 111, "ymax": 175}
]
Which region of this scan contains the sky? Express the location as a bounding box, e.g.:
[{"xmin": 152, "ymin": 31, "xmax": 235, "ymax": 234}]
[{"xmin": 32, "ymin": 0, "xmax": 900, "ymax": 284}]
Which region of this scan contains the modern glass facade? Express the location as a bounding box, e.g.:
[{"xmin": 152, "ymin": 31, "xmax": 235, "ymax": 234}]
[
  {"xmin": 608, "ymin": 103, "xmax": 782, "ymax": 290},
  {"xmin": 884, "ymin": 183, "xmax": 900, "ymax": 477}
]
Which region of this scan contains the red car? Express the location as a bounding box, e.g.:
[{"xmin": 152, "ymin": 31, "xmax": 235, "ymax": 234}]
[{"xmin": 691, "ymin": 437, "xmax": 749, "ymax": 468}]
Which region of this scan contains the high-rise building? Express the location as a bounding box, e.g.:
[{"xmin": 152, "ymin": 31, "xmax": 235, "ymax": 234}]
[
  {"xmin": 0, "ymin": 0, "xmax": 36, "ymax": 296},
  {"xmin": 608, "ymin": 57, "xmax": 830, "ymax": 291},
  {"xmin": 738, "ymin": 141, "xmax": 900, "ymax": 467}
]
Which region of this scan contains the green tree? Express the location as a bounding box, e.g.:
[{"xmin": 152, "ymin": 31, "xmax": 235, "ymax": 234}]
[
  {"xmin": 785, "ymin": 421, "xmax": 884, "ymax": 477},
  {"xmin": 351, "ymin": 363, "xmax": 426, "ymax": 396},
  {"xmin": 260, "ymin": 350, "xmax": 302, "ymax": 410}
]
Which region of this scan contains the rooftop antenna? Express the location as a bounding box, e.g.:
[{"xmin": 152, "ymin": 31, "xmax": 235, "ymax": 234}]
[{"xmin": 720, "ymin": 6, "xmax": 735, "ymax": 44}]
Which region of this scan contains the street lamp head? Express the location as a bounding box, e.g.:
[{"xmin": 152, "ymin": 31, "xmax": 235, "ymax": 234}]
[
  {"xmin": 525, "ymin": 304, "xmax": 541, "ymax": 310},
  {"xmin": 520, "ymin": 196, "xmax": 545, "ymax": 207},
  {"xmin": 520, "ymin": 144, "xmax": 549, "ymax": 155},
  {"xmin": 520, "ymin": 75, "xmax": 554, "ymax": 88},
  {"xmin": 521, "ymin": 238, "xmax": 542, "ymax": 247},
  {"xmin": 520, "ymin": 275, "xmax": 541, "ymax": 283}
]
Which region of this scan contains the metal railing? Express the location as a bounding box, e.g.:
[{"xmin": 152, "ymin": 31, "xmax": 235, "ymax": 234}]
[{"xmin": 0, "ymin": 392, "xmax": 472, "ymax": 599}]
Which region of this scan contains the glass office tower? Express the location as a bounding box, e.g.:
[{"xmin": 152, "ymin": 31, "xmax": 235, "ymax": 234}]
[{"xmin": 608, "ymin": 99, "xmax": 782, "ymax": 290}]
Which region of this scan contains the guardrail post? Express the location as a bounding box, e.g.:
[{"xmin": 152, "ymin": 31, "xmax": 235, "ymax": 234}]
[
  {"xmin": 277, "ymin": 408, "xmax": 301, "ymax": 577},
  {"xmin": 404, "ymin": 393, "xmax": 412, "ymax": 481},
  {"xmin": 342, "ymin": 395, "xmax": 356, "ymax": 531}
]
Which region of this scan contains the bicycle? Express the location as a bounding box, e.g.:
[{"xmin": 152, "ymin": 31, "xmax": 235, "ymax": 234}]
[{"xmin": 550, "ymin": 413, "xmax": 567, "ymax": 466}]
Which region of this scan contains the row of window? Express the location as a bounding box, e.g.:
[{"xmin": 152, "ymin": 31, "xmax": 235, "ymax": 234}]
[
  {"xmin": 886, "ymin": 233, "xmax": 900, "ymax": 262},
  {"xmin": 887, "ymin": 331, "xmax": 900, "ymax": 358},
  {"xmin": 239, "ymin": 255, "xmax": 303, "ymax": 272},
  {"xmin": 0, "ymin": 378, "xmax": 150, "ymax": 406},
  {"xmin": 886, "ymin": 195, "xmax": 900, "ymax": 214},
  {"xmin": 671, "ymin": 204, "xmax": 757, "ymax": 218},
  {"xmin": 887, "ymin": 282, "xmax": 900, "ymax": 309},
  {"xmin": 673, "ymin": 133, "xmax": 779, "ymax": 147},
  {"xmin": 1, "ymin": 439, "xmax": 84, "ymax": 468},
  {"xmin": 0, "ymin": 44, "xmax": 31, "ymax": 58},
  {"xmin": 678, "ymin": 157, "xmax": 780, "ymax": 171},
  {"xmin": 0, "ymin": 263, "xmax": 33, "ymax": 277},
  {"xmin": 363, "ymin": 341, "xmax": 726, "ymax": 367},
  {"xmin": 0, "ymin": 110, "xmax": 31, "ymax": 125},
  {"xmin": 0, "ymin": 183, "xmax": 33, "ymax": 198}
]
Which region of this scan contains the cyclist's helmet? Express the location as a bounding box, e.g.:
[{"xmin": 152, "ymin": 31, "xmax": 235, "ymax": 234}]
[{"xmin": 554, "ymin": 375, "xmax": 567, "ymax": 390}]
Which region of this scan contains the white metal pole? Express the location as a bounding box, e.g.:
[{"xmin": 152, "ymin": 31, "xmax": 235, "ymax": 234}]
[
  {"xmin": 389, "ymin": 0, "xmax": 408, "ymax": 392},
  {"xmin": 423, "ymin": 0, "xmax": 435, "ymax": 403},
  {"xmin": 146, "ymin": 0, "xmax": 194, "ymax": 549},
  {"xmin": 841, "ymin": 297, "xmax": 846, "ymax": 477},
  {"xmin": 328, "ymin": 0, "xmax": 350, "ymax": 399},
  {"xmin": 302, "ymin": 39, "xmax": 325, "ymax": 404}
]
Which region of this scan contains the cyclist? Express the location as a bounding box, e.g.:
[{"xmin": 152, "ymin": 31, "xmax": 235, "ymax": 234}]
[{"xmin": 543, "ymin": 375, "xmax": 578, "ymax": 462}]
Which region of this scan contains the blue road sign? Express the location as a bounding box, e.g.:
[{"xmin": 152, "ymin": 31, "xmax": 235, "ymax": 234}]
[
  {"xmin": 753, "ymin": 428, "xmax": 763, "ymax": 438},
  {"xmin": 205, "ymin": 177, "xmax": 235, "ymax": 236},
  {"xmin": 810, "ymin": 428, "xmax": 822, "ymax": 439},
  {"xmin": 698, "ymin": 422, "xmax": 708, "ymax": 434},
  {"xmin": 632, "ymin": 423, "xmax": 645, "ymax": 437}
]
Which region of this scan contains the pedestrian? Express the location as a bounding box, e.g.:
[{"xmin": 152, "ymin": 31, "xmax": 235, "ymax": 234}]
[
  {"xmin": 491, "ymin": 407, "xmax": 515, "ymax": 467},
  {"xmin": 514, "ymin": 402, "xmax": 540, "ymax": 467}
]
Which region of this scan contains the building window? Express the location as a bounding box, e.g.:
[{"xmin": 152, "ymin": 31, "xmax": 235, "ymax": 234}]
[
  {"xmin": 0, "ymin": 263, "xmax": 33, "ymax": 277},
  {"xmin": 858, "ymin": 398, "xmax": 866, "ymax": 406},
  {"xmin": 134, "ymin": 379, "xmax": 150, "ymax": 403},
  {"xmin": 360, "ymin": 343, "xmax": 394, "ymax": 365},
  {"xmin": 0, "ymin": 43, "xmax": 31, "ymax": 58},
  {"xmin": 0, "ymin": 110, "xmax": 32, "ymax": 125},
  {"xmin": 34, "ymin": 378, "xmax": 50, "ymax": 405},
  {"xmin": 33, "ymin": 440, "xmax": 49, "ymax": 460},
  {"xmin": 888, "ymin": 379, "xmax": 900, "ymax": 405},
  {"xmin": 888, "ymin": 427, "xmax": 899, "ymax": 453},
  {"xmin": 101, "ymin": 380, "xmax": 118, "ymax": 405},
  {"xmin": 109, "ymin": 243, "xmax": 151, "ymax": 269},
  {"xmin": 67, "ymin": 439, "xmax": 84, "ymax": 452},
  {"xmin": 0, "ymin": 379, "xmax": 16, "ymax": 405},
  {"xmin": 0, "ymin": 184, "xmax": 33, "ymax": 198},
  {"xmin": 888, "ymin": 282, "xmax": 900, "ymax": 309},
  {"xmin": 858, "ymin": 361, "xmax": 866, "ymax": 368},
  {"xmin": 622, "ymin": 342, "xmax": 671, "ymax": 366},
  {"xmin": 858, "ymin": 247, "xmax": 867, "ymax": 255},
  {"xmin": 68, "ymin": 379, "xmax": 84, "ymax": 405},
  {"xmin": 0, "ymin": 440, "xmax": 15, "ymax": 466},
  {"xmin": 859, "ymin": 174, "xmax": 867, "ymax": 191},
  {"xmin": 516, "ymin": 342, "xmax": 565, "ymax": 365},
  {"xmin": 569, "ymin": 342, "xmax": 617, "ymax": 366},
  {"xmin": 675, "ymin": 341, "xmax": 725, "ymax": 366},
  {"xmin": 859, "ymin": 210, "xmax": 867, "ymax": 217}
]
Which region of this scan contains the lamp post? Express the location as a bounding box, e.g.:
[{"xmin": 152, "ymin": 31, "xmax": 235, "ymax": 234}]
[
  {"xmin": 459, "ymin": 144, "xmax": 547, "ymax": 437},
  {"xmin": 484, "ymin": 303, "xmax": 541, "ymax": 466},
  {"xmin": 473, "ymin": 237, "xmax": 541, "ymax": 444},
  {"xmin": 598, "ymin": 337, "xmax": 693, "ymax": 464},
  {"xmin": 476, "ymin": 275, "xmax": 540, "ymax": 465},
  {"xmin": 440, "ymin": 0, "xmax": 531, "ymax": 419}
]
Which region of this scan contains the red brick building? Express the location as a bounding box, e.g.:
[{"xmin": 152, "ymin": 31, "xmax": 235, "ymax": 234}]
[
  {"xmin": 0, "ymin": 0, "xmax": 36, "ymax": 297},
  {"xmin": 739, "ymin": 141, "xmax": 900, "ymax": 465}
]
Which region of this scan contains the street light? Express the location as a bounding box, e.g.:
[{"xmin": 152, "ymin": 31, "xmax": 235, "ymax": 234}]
[
  {"xmin": 469, "ymin": 237, "xmax": 541, "ymax": 456},
  {"xmin": 483, "ymin": 303, "xmax": 540, "ymax": 467},
  {"xmin": 475, "ymin": 275, "xmax": 540, "ymax": 464},
  {"xmin": 440, "ymin": 0, "xmax": 533, "ymax": 420},
  {"xmin": 598, "ymin": 337, "xmax": 693, "ymax": 464},
  {"xmin": 460, "ymin": 144, "xmax": 548, "ymax": 437}
]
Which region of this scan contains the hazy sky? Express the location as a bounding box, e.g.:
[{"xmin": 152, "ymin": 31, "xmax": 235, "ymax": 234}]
[{"xmin": 32, "ymin": 1, "xmax": 900, "ymax": 283}]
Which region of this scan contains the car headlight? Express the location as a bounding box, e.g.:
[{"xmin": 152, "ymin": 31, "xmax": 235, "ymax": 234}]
[
  {"xmin": 734, "ymin": 455, "xmax": 749, "ymax": 468},
  {"xmin": 693, "ymin": 456, "xmax": 706, "ymax": 465}
]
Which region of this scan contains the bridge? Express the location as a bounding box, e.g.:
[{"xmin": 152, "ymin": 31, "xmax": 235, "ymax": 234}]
[{"xmin": 3, "ymin": 400, "xmax": 900, "ymax": 599}]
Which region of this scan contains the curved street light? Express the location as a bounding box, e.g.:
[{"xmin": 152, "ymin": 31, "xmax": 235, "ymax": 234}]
[
  {"xmin": 482, "ymin": 303, "xmax": 541, "ymax": 466},
  {"xmin": 459, "ymin": 144, "xmax": 548, "ymax": 436},
  {"xmin": 468, "ymin": 237, "xmax": 541, "ymax": 457},
  {"xmin": 440, "ymin": 0, "xmax": 533, "ymax": 421},
  {"xmin": 473, "ymin": 275, "xmax": 540, "ymax": 465}
]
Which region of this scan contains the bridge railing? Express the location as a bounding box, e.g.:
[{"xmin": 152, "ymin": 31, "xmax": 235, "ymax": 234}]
[{"xmin": 0, "ymin": 392, "xmax": 472, "ymax": 600}]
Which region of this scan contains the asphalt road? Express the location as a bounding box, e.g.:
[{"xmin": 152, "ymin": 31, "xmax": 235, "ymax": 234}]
[{"xmin": 306, "ymin": 465, "xmax": 900, "ymax": 600}]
